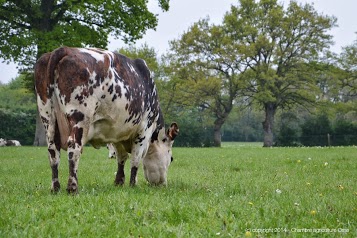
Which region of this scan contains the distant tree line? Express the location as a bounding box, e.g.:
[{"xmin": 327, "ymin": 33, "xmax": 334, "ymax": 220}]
[{"xmin": 275, "ymin": 111, "xmax": 357, "ymax": 147}]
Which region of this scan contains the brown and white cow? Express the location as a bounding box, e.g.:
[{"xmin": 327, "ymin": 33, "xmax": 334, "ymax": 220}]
[{"xmin": 35, "ymin": 47, "xmax": 178, "ymax": 193}]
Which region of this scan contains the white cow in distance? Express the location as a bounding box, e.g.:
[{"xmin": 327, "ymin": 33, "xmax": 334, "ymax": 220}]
[{"xmin": 0, "ymin": 138, "xmax": 21, "ymax": 146}]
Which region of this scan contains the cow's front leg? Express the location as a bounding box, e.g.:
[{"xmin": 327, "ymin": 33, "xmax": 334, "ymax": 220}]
[
  {"xmin": 129, "ymin": 154, "xmax": 140, "ymax": 186},
  {"xmin": 114, "ymin": 144, "xmax": 129, "ymax": 186},
  {"xmin": 129, "ymin": 138, "xmax": 149, "ymax": 186},
  {"xmin": 115, "ymin": 159, "xmax": 126, "ymax": 186},
  {"xmin": 130, "ymin": 165, "xmax": 139, "ymax": 186}
]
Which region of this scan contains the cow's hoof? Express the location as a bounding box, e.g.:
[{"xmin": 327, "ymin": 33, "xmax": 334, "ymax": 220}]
[
  {"xmin": 66, "ymin": 187, "xmax": 78, "ymax": 194},
  {"xmin": 66, "ymin": 182, "xmax": 78, "ymax": 194},
  {"xmin": 114, "ymin": 173, "xmax": 125, "ymax": 186},
  {"xmin": 51, "ymin": 181, "xmax": 61, "ymax": 193},
  {"xmin": 114, "ymin": 178, "xmax": 125, "ymax": 186}
]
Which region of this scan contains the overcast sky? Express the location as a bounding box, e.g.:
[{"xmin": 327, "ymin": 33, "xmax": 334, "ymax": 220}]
[{"xmin": 1, "ymin": 0, "xmax": 356, "ymax": 84}]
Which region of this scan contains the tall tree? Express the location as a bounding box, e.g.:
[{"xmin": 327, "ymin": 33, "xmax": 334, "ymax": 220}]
[
  {"xmin": 168, "ymin": 18, "xmax": 245, "ymax": 147},
  {"xmin": 223, "ymin": 0, "xmax": 336, "ymax": 146},
  {"xmin": 0, "ymin": 0, "xmax": 169, "ymax": 65},
  {"xmin": 0, "ymin": 0, "xmax": 170, "ymax": 145}
]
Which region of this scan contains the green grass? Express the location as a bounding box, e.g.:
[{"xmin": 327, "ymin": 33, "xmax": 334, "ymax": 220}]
[{"xmin": 0, "ymin": 143, "xmax": 356, "ymax": 237}]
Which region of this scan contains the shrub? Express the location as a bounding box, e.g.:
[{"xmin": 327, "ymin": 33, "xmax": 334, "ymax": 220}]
[
  {"xmin": 332, "ymin": 119, "xmax": 357, "ymax": 146},
  {"xmin": 300, "ymin": 113, "xmax": 332, "ymax": 146},
  {"xmin": 0, "ymin": 108, "xmax": 36, "ymax": 145}
]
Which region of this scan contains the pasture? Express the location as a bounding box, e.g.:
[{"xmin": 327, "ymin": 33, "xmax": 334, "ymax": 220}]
[{"xmin": 0, "ymin": 143, "xmax": 356, "ymax": 237}]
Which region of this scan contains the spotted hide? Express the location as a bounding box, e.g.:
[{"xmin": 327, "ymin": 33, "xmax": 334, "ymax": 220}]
[{"xmin": 35, "ymin": 47, "xmax": 179, "ymax": 193}]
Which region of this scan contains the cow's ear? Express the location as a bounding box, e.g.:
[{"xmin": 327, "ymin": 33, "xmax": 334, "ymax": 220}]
[{"xmin": 167, "ymin": 122, "xmax": 179, "ymax": 140}]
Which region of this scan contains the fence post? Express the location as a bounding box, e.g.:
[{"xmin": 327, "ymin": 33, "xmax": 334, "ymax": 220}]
[{"xmin": 327, "ymin": 133, "xmax": 331, "ymax": 147}]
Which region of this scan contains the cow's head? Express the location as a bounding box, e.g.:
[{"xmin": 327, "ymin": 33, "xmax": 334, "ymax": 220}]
[
  {"xmin": 143, "ymin": 122, "xmax": 179, "ymax": 185},
  {"xmin": 0, "ymin": 138, "xmax": 6, "ymax": 147}
]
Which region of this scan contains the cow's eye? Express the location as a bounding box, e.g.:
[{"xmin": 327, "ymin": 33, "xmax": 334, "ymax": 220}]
[{"xmin": 162, "ymin": 138, "xmax": 167, "ymax": 143}]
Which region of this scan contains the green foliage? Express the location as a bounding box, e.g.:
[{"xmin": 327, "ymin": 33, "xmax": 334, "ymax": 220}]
[
  {"xmin": 0, "ymin": 145, "xmax": 356, "ymax": 236},
  {"xmin": 156, "ymin": 77, "xmax": 218, "ymax": 147},
  {"xmin": 169, "ymin": 109, "xmax": 215, "ymax": 147},
  {"xmin": 0, "ymin": 75, "xmax": 36, "ymax": 110},
  {"xmin": 274, "ymin": 108, "xmax": 357, "ymax": 147},
  {"xmin": 0, "ymin": 75, "xmax": 37, "ymax": 145},
  {"xmin": 222, "ymin": 107, "xmax": 264, "ymax": 142},
  {"xmin": 0, "ymin": 0, "xmax": 170, "ymax": 69},
  {"xmin": 300, "ymin": 113, "xmax": 332, "ymax": 147},
  {"xmin": 118, "ymin": 44, "xmax": 160, "ymax": 74},
  {"xmin": 275, "ymin": 111, "xmax": 302, "ymax": 147},
  {"xmin": 339, "ymin": 38, "xmax": 357, "ymax": 72},
  {"xmin": 337, "ymin": 38, "xmax": 357, "ymax": 99},
  {"xmin": 0, "ymin": 109, "xmax": 36, "ymax": 145},
  {"xmin": 332, "ymin": 118, "xmax": 357, "ymax": 146}
]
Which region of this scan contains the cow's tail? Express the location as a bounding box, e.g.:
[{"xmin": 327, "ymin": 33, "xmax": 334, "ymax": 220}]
[
  {"xmin": 53, "ymin": 95, "xmax": 70, "ymax": 150},
  {"xmin": 47, "ymin": 47, "xmax": 68, "ymax": 87},
  {"xmin": 47, "ymin": 47, "xmax": 71, "ymax": 150}
]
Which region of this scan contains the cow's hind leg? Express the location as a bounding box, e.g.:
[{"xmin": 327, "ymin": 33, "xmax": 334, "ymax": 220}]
[
  {"xmin": 66, "ymin": 130, "xmax": 83, "ymax": 194},
  {"xmin": 48, "ymin": 122, "xmax": 62, "ymax": 192},
  {"xmin": 114, "ymin": 143, "xmax": 129, "ymax": 186},
  {"xmin": 41, "ymin": 111, "xmax": 61, "ymax": 193},
  {"xmin": 66, "ymin": 112, "xmax": 87, "ymax": 194}
]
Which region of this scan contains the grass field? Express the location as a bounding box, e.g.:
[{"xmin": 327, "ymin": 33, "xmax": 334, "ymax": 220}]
[{"xmin": 0, "ymin": 143, "xmax": 356, "ymax": 237}]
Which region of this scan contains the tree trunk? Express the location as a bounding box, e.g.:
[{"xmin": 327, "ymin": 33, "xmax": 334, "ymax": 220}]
[
  {"xmin": 213, "ymin": 124, "xmax": 222, "ymax": 147},
  {"xmin": 213, "ymin": 116, "xmax": 227, "ymax": 147},
  {"xmin": 262, "ymin": 103, "xmax": 277, "ymax": 147},
  {"xmin": 212, "ymin": 99, "xmax": 233, "ymax": 147},
  {"xmin": 33, "ymin": 111, "xmax": 47, "ymax": 146}
]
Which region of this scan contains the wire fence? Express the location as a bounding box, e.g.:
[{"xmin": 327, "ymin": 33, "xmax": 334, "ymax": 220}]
[{"xmin": 222, "ymin": 134, "xmax": 357, "ymax": 147}]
